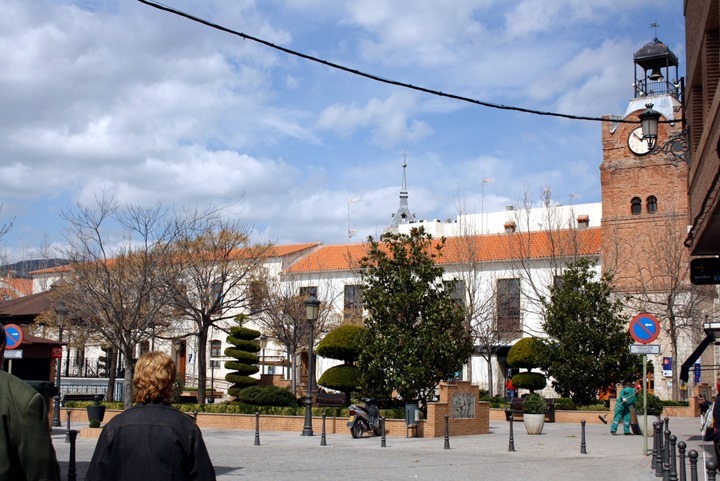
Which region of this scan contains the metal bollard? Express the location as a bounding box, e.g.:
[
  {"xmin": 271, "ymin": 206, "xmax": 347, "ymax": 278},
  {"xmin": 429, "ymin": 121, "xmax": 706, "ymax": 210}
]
[
  {"xmin": 655, "ymin": 421, "xmax": 664, "ymax": 477},
  {"xmin": 708, "ymin": 460, "xmax": 718, "ymax": 481},
  {"xmin": 689, "ymin": 450, "xmax": 698, "ymax": 481},
  {"xmin": 580, "ymin": 420, "xmax": 587, "ymax": 454},
  {"xmin": 652, "ymin": 422, "xmax": 660, "ymax": 469},
  {"xmin": 677, "ymin": 441, "xmax": 686, "ymax": 481},
  {"xmin": 669, "ymin": 435, "xmax": 677, "ymax": 481},
  {"xmin": 443, "ymin": 414, "xmax": 450, "ymax": 450},
  {"xmin": 254, "ymin": 412, "xmax": 261, "ymax": 446},
  {"xmin": 508, "ymin": 415, "xmax": 516, "ymax": 452},
  {"xmin": 665, "ymin": 416, "xmax": 670, "ymax": 433},
  {"xmin": 380, "ymin": 417, "xmax": 386, "ymax": 448},
  {"xmin": 65, "ymin": 409, "xmax": 72, "ymax": 443},
  {"xmin": 321, "ymin": 411, "xmax": 327, "ymax": 447},
  {"xmin": 67, "ymin": 429, "xmax": 78, "ymax": 481},
  {"xmin": 193, "ymin": 410, "xmax": 198, "ymax": 423},
  {"xmin": 663, "ymin": 428, "xmax": 671, "ymax": 481}
]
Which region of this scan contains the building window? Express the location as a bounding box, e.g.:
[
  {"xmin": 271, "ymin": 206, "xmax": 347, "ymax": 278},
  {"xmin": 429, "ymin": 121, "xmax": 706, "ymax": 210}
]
[
  {"xmin": 299, "ymin": 286, "xmax": 318, "ymax": 298},
  {"xmin": 496, "ymin": 278, "xmax": 521, "ymax": 334},
  {"xmin": 211, "ymin": 281, "xmax": 224, "ymax": 314},
  {"xmin": 445, "ymin": 280, "xmax": 466, "ymax": 308},
  {"xmin": 343, "ymin": 284, "xmax": 363, "ymax": 322},
  {"xmin": 646, "ymin": 195, "xmax": 658, "ymax": 213},
  {"xmin": 210, "ymin": 340, "xmax": 222, "ymax": 368},
  {"xmin": 248, "ymin": 279, "xmax": 267, "ymax": 313},
  {"xmin": 631, "ymin": 197, "xmax": 642, "ymax": 215}
]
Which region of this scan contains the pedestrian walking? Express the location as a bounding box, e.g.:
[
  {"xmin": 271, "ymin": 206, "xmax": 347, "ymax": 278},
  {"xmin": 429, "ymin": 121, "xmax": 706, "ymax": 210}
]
[
  {"xmin": 85, "ymin": 351, "xmax": 216, "ymax": 481},
  {"xmin": 0, "ymin": 323, "xmax": 61, "ymax": 481}
]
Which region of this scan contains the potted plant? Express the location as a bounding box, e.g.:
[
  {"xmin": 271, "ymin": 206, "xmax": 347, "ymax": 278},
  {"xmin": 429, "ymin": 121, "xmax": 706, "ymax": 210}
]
[
  {"xmin": 522, "ymin": 392, "xmax": 547, "ymax": 434},
  {"xmin": 635, "ymin": 390, "xmax": 663, "ymax": 436},
  {"xmin": 87, "ymin": 395, "xmax": 106, "ymax": 424}
]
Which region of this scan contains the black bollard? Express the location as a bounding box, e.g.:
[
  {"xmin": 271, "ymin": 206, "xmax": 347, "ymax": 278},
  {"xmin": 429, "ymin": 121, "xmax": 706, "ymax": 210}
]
[
  {"xmin": 254, "ymin": 412, "xmax": 261, "ymax": 446},
  {"xmin": 321, "ymin": 411, "xmax": 327, "ymax": 447},
  {"xmin": 443, "ymin": 414, "xmax": 450, "ymax": 450},
  {"xmin": 669, "ymin": 435, "xmax": 677, "ymax": 481},
  {"xmin": 652, "ymin": 422, "xmax": 660, "ymax": 469},
  {"xmin": 508, "ymin": 415, "xmax": 516, "ymax": 452},
  {"xmin": 655, "ymin": 420, "xmax": 664, "ymax": 477},
  {"xmin": 665, "ymin": 416, "xmax": 670, "ymax": 433},
  {"xmin": 663, "ymin": 428, "xmax": 671, "ymax": 481},
  {"xmin": 65, "ymin": 409, "xmax": 72, "ymax": 443},
  {"xmin": 580, "ymin": 420, "xmax": 587, "ymax": 454},
  {"xmin": 677, "ymin": 441, "xmax": 686, "ymax": 481},
  {"xmin": 689, "ymin": 450, "xmax": 698, "ymax": 481},
  {"xmin": 193, "ymin": 410, "xmax": 198, "ymax": 423},
  {"xmin": 380, "ymin": 417, "xmax": 386, "ymax": 448},
  {"xmin": 708, "ymin": 459, "xmax": 718, "ymax": 481},
  {"xmin": 67, "ymin": 429, "xmax": 78, "ymax": 481}
]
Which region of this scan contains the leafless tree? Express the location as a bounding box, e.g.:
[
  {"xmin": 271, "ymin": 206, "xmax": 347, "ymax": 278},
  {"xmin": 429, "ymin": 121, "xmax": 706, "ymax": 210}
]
[
  {"xmin": 164, "ymin": 213, "xmax": 273, "ymax": 404},
  {"xmin": 58, "ymin": 193, "xmax": 181, "ymax": 407},
  {"xmin": 251, "ymin": 275, "xmax": 341, "ymax": 396}
]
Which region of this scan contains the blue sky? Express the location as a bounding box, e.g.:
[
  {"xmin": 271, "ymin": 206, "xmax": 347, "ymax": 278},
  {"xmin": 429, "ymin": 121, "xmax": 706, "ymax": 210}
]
[{"xmin": 0, "ymin": 0, "xmax": 686, "ymax": 260}]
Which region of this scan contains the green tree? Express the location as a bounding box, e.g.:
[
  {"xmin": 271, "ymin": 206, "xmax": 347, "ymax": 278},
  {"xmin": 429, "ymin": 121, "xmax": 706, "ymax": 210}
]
[
  {"xmin": 541, "ymin": 258, "xmax": 641, "ymax": 406},
  {"xmin": 357, "ymin": 228, "xmax": 474, "ymax": 405},
  {"xmin": 507, "ymin": 337, "xmax": 547, "ymax": 393},
  {"xmin": 317, "ymin": 325, "xmax": 363, "ymax": 405},
  {"xmin": 224, "ymin": 316, "xmax": 261, "ymax": 398}
]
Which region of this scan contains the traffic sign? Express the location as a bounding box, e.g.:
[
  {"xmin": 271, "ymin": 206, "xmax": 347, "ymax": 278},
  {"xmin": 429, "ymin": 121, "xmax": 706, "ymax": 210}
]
[
  {"xmin": 51, "ymin": 346, "xmax": 63, "ymax": 359},
  {"xmin": 4, "ymin": 349, "xmax": 23, "ymax": 359},
  {"xmin": 4, "ymin": 324, "xmax": 24, "ymax": 350},
  {"xmin": 630, "ymin": 344, "xmax": 660, "ymax": 355},
  {"xmin": 629, "ymin": 313, "xmax": 660, "ymax": 344}
]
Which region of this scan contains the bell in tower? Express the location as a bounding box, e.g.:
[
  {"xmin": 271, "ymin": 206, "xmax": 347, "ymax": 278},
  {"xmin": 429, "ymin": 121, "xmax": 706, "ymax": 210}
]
[{"xmin": 633, "ymin": 37, "xmax": 680, "ymax": 100}]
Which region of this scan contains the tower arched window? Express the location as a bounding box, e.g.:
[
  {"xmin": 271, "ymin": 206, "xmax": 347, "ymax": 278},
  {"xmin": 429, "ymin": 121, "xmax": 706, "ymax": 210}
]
[
  {"xmin": 646, "ymin": 195, "xmax": 658, "ymax": 213},
  {"xmin": 631, "ymin": 197, "xmax": 642, "ymax": 215}
]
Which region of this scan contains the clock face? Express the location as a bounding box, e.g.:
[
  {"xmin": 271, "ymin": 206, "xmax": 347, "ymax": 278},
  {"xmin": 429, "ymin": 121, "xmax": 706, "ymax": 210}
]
[{"xmin": 628, "ymin": 127, "xmax": 650, "ymax": 155}]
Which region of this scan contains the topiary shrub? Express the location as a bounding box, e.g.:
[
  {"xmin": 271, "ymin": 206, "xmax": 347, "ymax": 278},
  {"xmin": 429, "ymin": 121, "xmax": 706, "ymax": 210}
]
[
  {"xmin": 225, "ymin": 323, "xmax": 261, "ymax": 397},
  {"xmin": 236, "ymin": 385, "xmax": 299, "ymax": 407},
  {"xmin": 636, "ymin": 391, "xmax": 663, "ymax": 416},
  {"xmin": 511, "ymin": 372, "xmax": 547, "ymax": 392},
  {"xmin": 522, "ymin": 392, "xmax": 547, "ymax": 414},
  {"xmin": 507, "ymin": 337, "xmax": 542, "ymax": 369},
  {"xmin": 317, "ymin": 365, "xmax": 360, "ymax": 393},
  {"xmin": 316, "ymin": 325, "xmax": 363, "ymax": 405}
]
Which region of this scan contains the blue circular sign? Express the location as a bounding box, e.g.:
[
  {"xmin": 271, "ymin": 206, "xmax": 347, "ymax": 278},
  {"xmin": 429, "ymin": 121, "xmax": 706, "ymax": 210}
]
[
  {"xmin": 4, "ymin": 324, "xmax": 24, "ymax": 350},
  {"xmin": 629, "ymin": 313, "xmax": 660, "ymax": 344}
]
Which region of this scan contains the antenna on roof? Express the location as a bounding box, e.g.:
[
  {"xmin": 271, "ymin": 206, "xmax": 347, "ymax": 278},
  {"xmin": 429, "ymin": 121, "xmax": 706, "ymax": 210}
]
[{"xmin": 347, "ymin": 197, "xmax": 358, "ymax": 238}]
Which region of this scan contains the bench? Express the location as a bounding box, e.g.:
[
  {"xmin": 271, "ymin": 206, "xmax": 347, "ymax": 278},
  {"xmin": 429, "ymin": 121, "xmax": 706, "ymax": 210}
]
[
  {"xmin": 315, "ymin": 392, "xmax": 346, "ymax": 407},
  {"xmin": 504, "ymin": 397, "xmax": 556, "ymax": 423},
  {"xmin": 63, "ymin": 393, "xmax": 102, "ymax": 402}
]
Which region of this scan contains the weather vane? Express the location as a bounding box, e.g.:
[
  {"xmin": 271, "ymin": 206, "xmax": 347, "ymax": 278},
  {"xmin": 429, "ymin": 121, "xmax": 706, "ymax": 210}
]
[{"xmin": 650, "ymin": 22, "xmax": 660, "ymax": 39}]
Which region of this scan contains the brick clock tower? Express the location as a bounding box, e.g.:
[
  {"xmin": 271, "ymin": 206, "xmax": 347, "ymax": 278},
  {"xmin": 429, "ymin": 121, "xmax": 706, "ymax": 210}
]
[{"xmin": 600, "ymin": 37, "xmax": 690, "ymax": 293}]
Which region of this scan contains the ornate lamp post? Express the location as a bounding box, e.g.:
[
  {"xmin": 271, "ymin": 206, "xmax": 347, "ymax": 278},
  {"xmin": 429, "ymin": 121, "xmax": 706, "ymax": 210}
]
[
  {"xmin": 52, "ymin": 303, "xmax": 68, "ymax": 427},
  {"xmin": 639, "ymin": 103, "xmax": 689, "ymax": 162},
  {"xmin": 301, "ymin": 293, "xmax": 320, "ymax": 436}
]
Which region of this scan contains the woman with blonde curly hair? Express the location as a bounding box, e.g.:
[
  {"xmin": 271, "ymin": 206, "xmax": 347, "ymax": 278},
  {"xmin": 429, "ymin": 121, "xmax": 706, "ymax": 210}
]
[{"xmin": 86, "ymin": 352, "xmax": 216, "ymax": 481}]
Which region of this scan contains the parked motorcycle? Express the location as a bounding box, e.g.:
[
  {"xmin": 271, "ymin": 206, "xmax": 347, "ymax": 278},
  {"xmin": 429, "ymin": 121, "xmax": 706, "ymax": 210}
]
[{"xmin": 347, "ymin": 400, "xmax": 382, "ymax": 438}]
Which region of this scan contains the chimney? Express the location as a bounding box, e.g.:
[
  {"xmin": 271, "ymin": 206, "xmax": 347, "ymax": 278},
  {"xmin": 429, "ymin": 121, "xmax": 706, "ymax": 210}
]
[
  {"xmin": 577, "ymin": 215, "xmax": 589, "ymax": 229},
  {"xmin": 504, "ymin": 220, "xmax": 516, "ymax": 234}
]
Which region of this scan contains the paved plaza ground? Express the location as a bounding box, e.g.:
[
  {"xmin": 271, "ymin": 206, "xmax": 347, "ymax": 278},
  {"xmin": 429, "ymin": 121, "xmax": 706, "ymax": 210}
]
[{"xmin": 52, "ymin": 415, "xmax": 713, "ymax": 481}]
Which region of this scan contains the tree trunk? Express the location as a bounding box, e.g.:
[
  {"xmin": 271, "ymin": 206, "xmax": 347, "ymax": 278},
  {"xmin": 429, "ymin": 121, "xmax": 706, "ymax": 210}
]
[
  {"xmin": 487, "ymin": 359, "xmax": 494, "ymax": 397},
  {"xmin": 106, "ymin": 348, "xmax": 118, "ymax": 402},
  {"xmin": 197, "ymin": 326, "xmax": 208, "ymax": 405},
  {"xmin": 122, "ymin": 347, "xmax": 134, "ymax": 409}
]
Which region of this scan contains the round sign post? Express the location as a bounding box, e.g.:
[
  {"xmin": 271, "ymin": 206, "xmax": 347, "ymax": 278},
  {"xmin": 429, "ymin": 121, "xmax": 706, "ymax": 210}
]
[
  {"xmin": 4, "ymin": 324, "xmax": 24, "ymax": 350},
  {"xmin": 628, "ymin": 312, "xmax": 660, "ymax": 457}
]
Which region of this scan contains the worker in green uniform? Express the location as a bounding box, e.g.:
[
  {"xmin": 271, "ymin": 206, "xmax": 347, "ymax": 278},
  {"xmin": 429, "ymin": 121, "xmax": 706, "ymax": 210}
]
[{"xmin": 611, "ymin": 381, "xmax": 637, "ymax": 435}]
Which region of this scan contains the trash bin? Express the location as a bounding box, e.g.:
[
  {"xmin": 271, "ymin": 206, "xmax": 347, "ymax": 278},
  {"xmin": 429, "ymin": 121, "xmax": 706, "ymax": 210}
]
[
  {"xmin": 405, "ymin": 403, "xmax": 419, "ymax": 426},
  {"xmin": 24, "ymin": 380, "xmax": 58, "ymax": 410}
]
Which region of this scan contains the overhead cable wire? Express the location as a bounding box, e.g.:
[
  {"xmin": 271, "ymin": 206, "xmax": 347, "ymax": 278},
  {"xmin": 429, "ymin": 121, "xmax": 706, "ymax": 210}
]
[{"xmin": 138, "ymin": 0, "xmax": 669, "ymax": 125}]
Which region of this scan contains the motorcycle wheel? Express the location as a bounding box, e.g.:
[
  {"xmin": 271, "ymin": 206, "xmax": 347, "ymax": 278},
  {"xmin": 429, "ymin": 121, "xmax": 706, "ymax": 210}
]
[{"xmin": 351, "ymin": 419, "xmax": 367, "ymax": 439}]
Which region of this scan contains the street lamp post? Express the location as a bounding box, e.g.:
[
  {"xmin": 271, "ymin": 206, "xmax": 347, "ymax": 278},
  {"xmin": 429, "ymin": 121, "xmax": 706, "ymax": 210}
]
[
  {"xmin": 52, "ymin": 304, "xmax": 68, "ymax": 427},
  {"xmin": 259, "ymin": 334, "xmax": 268, "ymax": 376},
  {"xmin": 639, "ymin": 103, "xmax": 689, "ymax": 162},
  {"xmin": 301, "ymin": 294, "xmax": 320, "ymax": 436}
]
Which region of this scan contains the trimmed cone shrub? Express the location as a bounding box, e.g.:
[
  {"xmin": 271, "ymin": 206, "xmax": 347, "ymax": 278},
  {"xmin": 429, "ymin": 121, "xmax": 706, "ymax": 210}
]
[{"xmin": 225, "ymin": 326, "xmax": 261, "ymax": 397}]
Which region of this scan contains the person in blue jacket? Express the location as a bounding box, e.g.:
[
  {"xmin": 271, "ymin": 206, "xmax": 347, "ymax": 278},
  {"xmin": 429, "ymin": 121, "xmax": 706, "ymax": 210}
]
[{"xmin": 611, "ymin": 381, "xmax": 637, "ymax": 435}]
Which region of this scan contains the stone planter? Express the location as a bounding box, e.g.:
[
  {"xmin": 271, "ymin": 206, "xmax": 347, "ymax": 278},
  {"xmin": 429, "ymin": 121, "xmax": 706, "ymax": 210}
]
[
  {"xmin": 523, "ymin": 413, "xmax": 545, "ymax": 434},
  {"xmin": 636, "ymin": 415, "xmax": 661, "ymax": 436}
]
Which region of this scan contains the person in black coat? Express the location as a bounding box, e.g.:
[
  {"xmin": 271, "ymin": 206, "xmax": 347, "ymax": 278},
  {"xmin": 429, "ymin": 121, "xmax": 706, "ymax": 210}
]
[{"xmin": 86, "ymin": 351, "xmax": 216, "ymax": 481}]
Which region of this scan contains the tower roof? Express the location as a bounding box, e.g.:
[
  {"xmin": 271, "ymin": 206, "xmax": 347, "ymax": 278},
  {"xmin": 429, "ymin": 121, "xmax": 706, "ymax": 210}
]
[
  {"xmin": 388, "ymin": 154, "xmax": 416, "ymax": 229},
  {"xmin": 634, "ymin": 38, "xmax": 678, "ymax": 70}
]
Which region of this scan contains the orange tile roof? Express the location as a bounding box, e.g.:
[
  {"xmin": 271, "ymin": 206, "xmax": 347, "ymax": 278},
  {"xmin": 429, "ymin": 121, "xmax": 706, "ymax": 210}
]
[
  {"xmin": 285, "ymin": 228, "xmax": 602, "ymax": 273},
  {"xmin": 0, "ymin": 277, "xmax": 33, "ymax": 300}
]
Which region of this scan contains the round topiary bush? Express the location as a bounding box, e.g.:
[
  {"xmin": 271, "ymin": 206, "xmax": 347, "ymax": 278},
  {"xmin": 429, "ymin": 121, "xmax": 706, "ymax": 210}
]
[
  {"xmin": 316, "ymin": 325, "xmax": 363, "ymax": 363},
  {"xmin": 236, "ymin": 385, "xmax": 299, "ymax": 407},
  {"xmin": 318, "ymin": 364, "xmax": 360, "ymax": 393},
  {"xmin": 522, "ymin": 392, "xmax": 547, "ymax": 414},
  {"xmin": 635, "ymin": 390, "xmax": 663, "ymax": 416},
  {"xmin": 511, "ymin": 372, "xmax": 547, "ymax": 392},
  {"xmin": 507, "ymin": 337, "xmax": 542, "ymax": 370}
]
